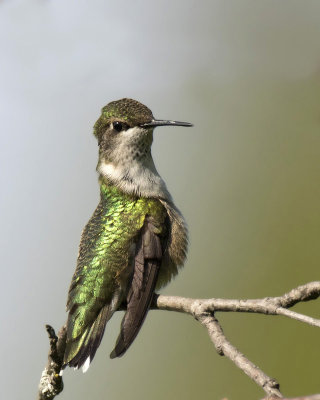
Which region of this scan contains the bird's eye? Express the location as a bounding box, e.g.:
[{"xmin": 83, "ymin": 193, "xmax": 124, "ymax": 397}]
[{"xmin": 113, "ymin": 121, "xmax": 123, "ymax": 132}]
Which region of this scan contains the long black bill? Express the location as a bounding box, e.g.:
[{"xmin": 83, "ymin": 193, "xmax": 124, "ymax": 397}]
[{"xmin": 141, "ymin": 119, "xmax": 193, "ymax": 128}]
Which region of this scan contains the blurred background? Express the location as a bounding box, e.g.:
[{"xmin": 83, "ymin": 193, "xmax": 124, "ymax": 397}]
[{"xmin": 1, "ymin": 1, "xmax": 319, "ymax": 399}]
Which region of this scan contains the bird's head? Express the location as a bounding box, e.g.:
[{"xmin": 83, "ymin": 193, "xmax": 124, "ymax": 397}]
[
  {"xmin": 94, "ymin": 98, "xmax": 192, "ymax": 196},
  {"xmin": 94, "ymin": 98, "xmax": 192, "ymax": 166}
]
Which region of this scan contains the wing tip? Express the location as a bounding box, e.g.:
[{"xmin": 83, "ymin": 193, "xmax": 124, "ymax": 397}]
[
  {"xmin": 110, "ymin": 344, "xmax": 126, "ymax": 359},
  {"xmin": 109, "ymin": 350, "xmax": 117, "ymax": 359}
]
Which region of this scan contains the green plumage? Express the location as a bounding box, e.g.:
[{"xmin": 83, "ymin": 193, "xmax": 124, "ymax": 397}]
[
  {"xmin": 64, "ymin": 181, "xmax": 168, "ymax": 365},
  {"xmin": 62, "ymin": 98, "xmax": 190, "ymax": 370}
]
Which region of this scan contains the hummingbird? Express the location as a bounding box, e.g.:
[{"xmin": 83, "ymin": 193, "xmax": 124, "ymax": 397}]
[{"xmin": 62, "ymin": 98, "xmax": 192, "ymax": 372}]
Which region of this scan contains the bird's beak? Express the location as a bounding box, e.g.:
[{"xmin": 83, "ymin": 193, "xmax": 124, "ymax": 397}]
[{"xmin": 141, "ymin": 119, "xmax": 193, "ymax": 128}]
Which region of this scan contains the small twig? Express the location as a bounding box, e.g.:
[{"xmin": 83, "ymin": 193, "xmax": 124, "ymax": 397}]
[
  {"xmin": 275, "ymin": 308, "xmax": 320, "ymax": 328},
  {"xmin": 37, "ymin": 325, "xmax": 67, "ymax": 400},
  {"xmin": 38, "ymin": 281, "xmax": 320, "ymax": 399},
  {"xmin": 198, "ymin": 313, "xmax": 282, "ymax": 398}
]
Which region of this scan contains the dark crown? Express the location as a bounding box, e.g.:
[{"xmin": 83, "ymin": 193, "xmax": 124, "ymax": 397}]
[{"xmin": 93, "ymin": 98, "xmax": 153, "ymax": 139}]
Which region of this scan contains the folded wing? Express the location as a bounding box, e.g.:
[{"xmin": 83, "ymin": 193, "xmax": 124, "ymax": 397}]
[{"xmin": 110, "ymin": 217, "xmax": 162, "ymax": 358}]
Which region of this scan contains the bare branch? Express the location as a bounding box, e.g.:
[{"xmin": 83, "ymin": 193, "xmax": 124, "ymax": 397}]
[
  {"xmin": 198, "ymin": 313, "xmax": 282, "ymax": 398},
  {"xmin": 37, "ymin": 325, "xmax": 66, "ymax": 400},
  {"xmin": 275, "ymin": 308, "xmax": 320, "ymax": 328},
  {"xmin": 38, "ymin": 281, "xmax": 320, "ymax": 399},
  {"xmin": 153, "ymin": 282, "xmax": 320, "ymax": 327}
]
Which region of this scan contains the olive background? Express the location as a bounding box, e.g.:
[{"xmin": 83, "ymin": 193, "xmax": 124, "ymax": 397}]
[{"xmin": 1, "ymin": 1, "xmax": 319, "ymax": 399}]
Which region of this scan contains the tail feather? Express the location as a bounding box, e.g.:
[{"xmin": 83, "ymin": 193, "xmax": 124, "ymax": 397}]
[{"xmin": 63, "ymin": 304, "xmax": 114, "ymax": 370}]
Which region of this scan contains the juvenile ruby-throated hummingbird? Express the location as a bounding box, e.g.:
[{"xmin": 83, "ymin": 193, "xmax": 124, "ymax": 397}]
[{"xmin": 63, "ymin": 98, "xmax": 192, "ymax": 372}]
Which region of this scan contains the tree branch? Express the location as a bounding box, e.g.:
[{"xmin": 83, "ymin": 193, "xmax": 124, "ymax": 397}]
[
  {"xmin": 38, "ymin": 325, "xmax": 66, "ymax": 400},
  {"xmin": 37, "ymin": 281, "xmax": 320, "ymax": 400}
]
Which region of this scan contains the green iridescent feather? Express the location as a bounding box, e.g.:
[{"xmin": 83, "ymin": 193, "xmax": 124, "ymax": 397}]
[{"xmin": 63, "ymin": 181, "xmax": 169, "ymax": 366}]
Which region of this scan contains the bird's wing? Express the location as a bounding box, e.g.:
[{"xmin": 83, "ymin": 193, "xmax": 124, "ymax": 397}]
[
  {"xmin": 63, "ymin": 194, "xmax": 168, "ymax": 369},
  {"xmin": 110, "ymin": 216, "xmax": 162, "ymax": 358},
  {"xmin": 63, "ymin": 200, "xmax": 127, "ymax": 370}
]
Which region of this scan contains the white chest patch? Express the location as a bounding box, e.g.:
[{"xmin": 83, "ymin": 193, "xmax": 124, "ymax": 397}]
[
  {"xmin": 99, "ymin": 162, "xmax": 121, "ymax": 181},
  {"xmin": 98, "ymin": 160, "xmax": 171, "ymax": 200}
]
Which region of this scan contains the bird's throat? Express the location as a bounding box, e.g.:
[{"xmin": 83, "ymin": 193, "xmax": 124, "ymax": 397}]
[{"xmin": 98, "ymin": 159, "xmax": 171, "ymax": 200}]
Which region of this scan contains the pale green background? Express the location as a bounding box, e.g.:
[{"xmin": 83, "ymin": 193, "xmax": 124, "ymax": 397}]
[{"xmin": 1, "ymin": 1, "xmax": 319, "ymax": 399}]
